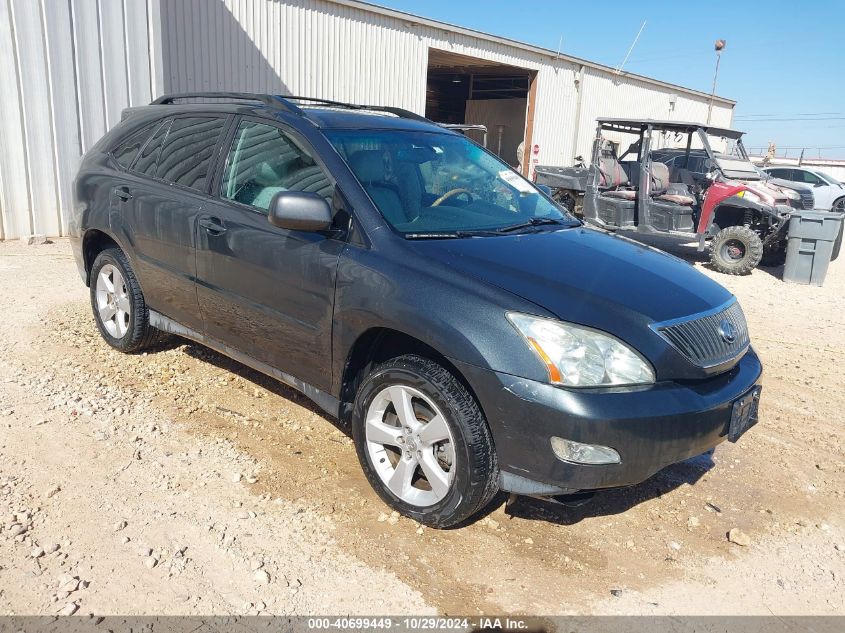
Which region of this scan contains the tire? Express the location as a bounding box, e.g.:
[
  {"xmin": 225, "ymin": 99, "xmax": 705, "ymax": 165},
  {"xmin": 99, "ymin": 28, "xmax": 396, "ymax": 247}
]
[
  {"xmin": 832, "ymin": 196, "xmax": 845, "ymax": 213},
  {"xmin": 709, "ymin": 225, "xmax": 763, "ymax": 275},
  {"xmin": 351, "ymin": 354, "xmax": 498, "ymax": 528},
  {"xmin": 89, "ymin": 248, "xmax": 166, "ymax": 353}
]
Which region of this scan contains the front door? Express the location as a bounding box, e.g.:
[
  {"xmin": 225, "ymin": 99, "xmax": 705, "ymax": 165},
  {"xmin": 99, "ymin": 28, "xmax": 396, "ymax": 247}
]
[{"xmin": 195, "ymin": 118, "xmax": 344, "ymax": 392}]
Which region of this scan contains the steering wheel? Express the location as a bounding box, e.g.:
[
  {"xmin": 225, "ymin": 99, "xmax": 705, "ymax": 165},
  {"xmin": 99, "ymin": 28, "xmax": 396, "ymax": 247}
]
[{"xmin": 431, "ymin": 188, "xmax": 473, "ymax": 207}]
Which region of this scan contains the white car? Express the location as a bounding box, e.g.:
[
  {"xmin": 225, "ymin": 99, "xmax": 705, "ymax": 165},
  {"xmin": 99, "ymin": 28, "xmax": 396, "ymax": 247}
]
[{"xmin": 762, "ymin": 166, "xmax": 845, "ymax": 211}]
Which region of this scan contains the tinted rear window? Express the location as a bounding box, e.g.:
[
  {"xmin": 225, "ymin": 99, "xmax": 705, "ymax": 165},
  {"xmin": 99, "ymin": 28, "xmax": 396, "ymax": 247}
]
[
  {"xmin": 156, "ymin": 116, "xmax": 227, "ymax": 191},
  {"xmin": 112, "ymin": 121, "xmax": 161, "ymax": 169},
  {"xmin": 133, "ymin": 120, "xmax": 171, "ymax": 177}
]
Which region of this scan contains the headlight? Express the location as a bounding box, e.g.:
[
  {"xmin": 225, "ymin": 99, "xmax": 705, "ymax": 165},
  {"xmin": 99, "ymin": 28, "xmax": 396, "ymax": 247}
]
[
  {"xmin": 783, "ymin": 189, "xmax": 800, "ymax": 201},
  {"xmin": 507, "ymin": 313, "xmax": 655, "ymax": 387},
  {"xmin": 737, "ymin": 189, "xmax": 761, "ymax": 204}
]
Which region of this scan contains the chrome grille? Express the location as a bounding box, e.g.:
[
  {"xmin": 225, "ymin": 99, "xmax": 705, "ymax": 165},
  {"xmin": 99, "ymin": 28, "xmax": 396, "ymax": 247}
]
[
  {"xmin": 654, "ymin": 301, "xmax": 749, "ymax": 368},
  {"xmin": 799, "ymin": 190, "xmax": 815, "ymax": 210}
]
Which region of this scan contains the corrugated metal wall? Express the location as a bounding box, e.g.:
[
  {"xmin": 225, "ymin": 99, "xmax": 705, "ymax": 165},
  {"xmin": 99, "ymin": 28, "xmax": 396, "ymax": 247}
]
[
  {"xmin": 0, "ymin": 0, "xmax": 735, "ymax": 239},
  {"xmin": 0, "ymin": 0, "xmax": 155, "ymax": 240},
  {"xmin": 157, "ymin": 0, "xmax": 734, "ymax": 176}
]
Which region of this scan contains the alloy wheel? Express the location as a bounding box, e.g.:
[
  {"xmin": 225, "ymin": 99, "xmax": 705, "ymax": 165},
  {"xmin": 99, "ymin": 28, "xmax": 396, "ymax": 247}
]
[
  {"xmin": 365, "ymin": 385, "xmax": 456, "ymax": 507},
  {"xmin": 95, "ymin": 264, "xmax": 131, "ymax": 338}
]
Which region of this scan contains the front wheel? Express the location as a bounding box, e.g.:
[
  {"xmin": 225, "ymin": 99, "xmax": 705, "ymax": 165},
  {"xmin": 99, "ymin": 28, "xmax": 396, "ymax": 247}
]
[
  {"xmin": 351, "ymin": 355, "xmax": 498, "ymax": 528},
  {"xmin": 709, "ymin": 225, "xmax": 763, "ymax": 275}
]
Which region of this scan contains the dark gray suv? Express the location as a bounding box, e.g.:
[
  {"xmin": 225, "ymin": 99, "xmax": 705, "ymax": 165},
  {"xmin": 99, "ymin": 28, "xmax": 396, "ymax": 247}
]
[{"xmin": 70, "ymin": 93, "xmax": 762, "ymax": 527}]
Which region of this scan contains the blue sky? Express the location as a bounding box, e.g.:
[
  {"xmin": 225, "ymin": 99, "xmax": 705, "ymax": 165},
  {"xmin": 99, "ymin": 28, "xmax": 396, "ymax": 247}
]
[{"xmin": 373, "ymin": 0, "xmax": 845, "ymax": 159}]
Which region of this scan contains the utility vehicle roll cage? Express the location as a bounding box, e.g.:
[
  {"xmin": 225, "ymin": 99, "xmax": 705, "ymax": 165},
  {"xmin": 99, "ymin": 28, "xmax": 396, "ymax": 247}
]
[{"xmin": 598, "ymin": 118, "xmax": 750, "ymax": 171}]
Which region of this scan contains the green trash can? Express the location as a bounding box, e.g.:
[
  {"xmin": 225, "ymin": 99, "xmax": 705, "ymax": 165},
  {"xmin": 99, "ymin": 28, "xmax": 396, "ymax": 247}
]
[{"xmin": 783, "ymin": 211, "xmax": 844, "ymax": 286}]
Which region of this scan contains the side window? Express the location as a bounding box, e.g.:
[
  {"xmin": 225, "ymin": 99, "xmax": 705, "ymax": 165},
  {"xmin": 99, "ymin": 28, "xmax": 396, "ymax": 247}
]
[
  {"xmin": 133, "ymin": 119, "xmax": 171, "ymax": 177},
  {"xmin": 797, "ymin": 170, "xmax": 822, "ymax": 185},
  {"xmin": 111, "ymin": 121, "xmax": 161, "ymax": 169},
  {"xmin": 156, "ymin": 116, "xmax": 227, "ymax": 192},
  {"xmin": 221, "ymin": 120, "xmax": 333, "ymax": 212}
]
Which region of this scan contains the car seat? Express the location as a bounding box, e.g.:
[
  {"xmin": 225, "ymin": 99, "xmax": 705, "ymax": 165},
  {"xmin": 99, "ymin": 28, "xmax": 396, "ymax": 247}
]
[
  {"xmin": 348, "ymin": 151, "xmax": 408, "ymax": 225},
  {"xmin": 649, "ymin": 162, "xmax": 695, "ymax": 205},
  {"xmin": 599, "ymin": 155, "xmax": 637, "ymax": 200}
]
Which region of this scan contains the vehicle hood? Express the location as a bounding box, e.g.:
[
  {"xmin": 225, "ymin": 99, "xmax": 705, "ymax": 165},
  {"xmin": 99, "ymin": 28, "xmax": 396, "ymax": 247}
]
[
  {"xmin": 726, "ymin": 178, "xmax": 788, "ymax": 206},
  {"xmin": 410, "ymin": 227, "xmax": 732, "ymax": 332},
  {"xmin": 766, "ymin": 177, "xmax": 811, "ymax": 193}
]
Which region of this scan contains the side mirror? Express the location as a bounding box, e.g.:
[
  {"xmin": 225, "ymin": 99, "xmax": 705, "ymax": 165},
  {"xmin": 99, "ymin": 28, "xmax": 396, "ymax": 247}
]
[
  {"xmin": 536, "ymin": 184, "xmax": 552, "ymax": 196},
  {"xmin": 814, "ymin": 182, "xmax": 825, "ymax": 188},
  {"xmin": 268, "ymin": 191, "xmax": 333, "ymax": 232}
]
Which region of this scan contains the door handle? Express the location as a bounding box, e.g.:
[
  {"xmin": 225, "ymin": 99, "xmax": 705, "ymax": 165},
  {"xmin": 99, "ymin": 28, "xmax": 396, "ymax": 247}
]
[
  {"xmin": 199, "ymin": 216, "xmax": 227, "ymax": 235},
  {"xmin": 114, "ymin": 186, "xmax": 132, "ymax": 201}
]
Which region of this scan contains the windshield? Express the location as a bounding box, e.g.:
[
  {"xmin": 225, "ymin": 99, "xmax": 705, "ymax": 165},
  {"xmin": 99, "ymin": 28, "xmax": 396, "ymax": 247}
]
[
  {"xmin": 326, "ymin": 129, "xmax": 573, "ymax": 236},
  {"xmin": 815, "ymin": 170, "xmax": 842, "ymax": 186}
]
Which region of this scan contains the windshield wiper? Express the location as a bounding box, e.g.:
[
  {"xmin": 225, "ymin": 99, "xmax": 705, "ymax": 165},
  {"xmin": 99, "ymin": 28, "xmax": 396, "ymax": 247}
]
[
  {"xmin": 404, "ymin": 229, "xmax": 500, "ymax": 239},
  {"xmin": 496, "ymin": 217, "xmax": 570, "ymax": 233}
]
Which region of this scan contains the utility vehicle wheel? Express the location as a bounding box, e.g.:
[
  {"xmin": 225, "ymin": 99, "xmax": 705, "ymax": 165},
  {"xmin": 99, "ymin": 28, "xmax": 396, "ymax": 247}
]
[
  {"xmin": 90, "ymin": 248, "xmax": 165, "ymax": 352},
  {"xmin": 709, "ymin": 226, "xmax": 763, "ymax": 275},
  {"xmin": 351, "ymin": 355, "xmax": 498, "ymax": 528}
]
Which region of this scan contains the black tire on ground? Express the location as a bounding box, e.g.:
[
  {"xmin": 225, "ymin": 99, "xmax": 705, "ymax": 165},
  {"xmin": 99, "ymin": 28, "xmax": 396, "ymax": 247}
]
[
  {"xmin": 89, "ymin": 248, "xmax": 167, "ymax": 353},
  {"xmin": 709, "ymin": 225, "xmax": 764, "ymax": 275},
  {"xmin": 351, "ymin": 354, "xmax": 498, "ymax": 528}
]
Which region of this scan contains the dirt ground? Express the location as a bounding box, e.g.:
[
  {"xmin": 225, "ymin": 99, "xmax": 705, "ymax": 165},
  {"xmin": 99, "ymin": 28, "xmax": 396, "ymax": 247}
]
[{"xmin": 0, "ymin": 237, "xmax": 842, "ymax": 617}]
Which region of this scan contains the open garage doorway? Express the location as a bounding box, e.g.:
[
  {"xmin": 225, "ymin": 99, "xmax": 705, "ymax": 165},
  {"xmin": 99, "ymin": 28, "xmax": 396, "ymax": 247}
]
[{"xmin": 425, "ymin": 49, "xmax": 537, "ymax": 175}]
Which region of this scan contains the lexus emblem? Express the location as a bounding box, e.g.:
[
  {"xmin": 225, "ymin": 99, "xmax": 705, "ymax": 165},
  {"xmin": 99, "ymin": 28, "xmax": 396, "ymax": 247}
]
[{"xmin": 718, "ymin": 319, "xmax": 737, "ymax": 344}]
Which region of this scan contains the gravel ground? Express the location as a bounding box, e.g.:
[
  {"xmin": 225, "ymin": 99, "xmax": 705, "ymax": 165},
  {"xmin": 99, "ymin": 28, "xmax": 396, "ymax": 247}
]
[{"xmin": 0, "ymin": 237, "xmax": 842, "ymax": 616}]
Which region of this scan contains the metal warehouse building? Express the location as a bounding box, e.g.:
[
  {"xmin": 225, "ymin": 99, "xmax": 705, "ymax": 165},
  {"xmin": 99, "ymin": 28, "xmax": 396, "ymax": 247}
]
[{"xmin": 0, "ymin": 0, "xmax": 735, "ymax": 240}]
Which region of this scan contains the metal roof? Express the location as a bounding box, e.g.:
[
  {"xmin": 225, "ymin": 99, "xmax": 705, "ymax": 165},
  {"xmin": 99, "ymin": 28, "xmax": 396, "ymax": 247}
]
[
  {"xmin": 597, "ymin": 118, "xmax": 743, "ymax": 138},
  {"xmin": 330, "ymin": 0, "xmax": 736, "ymax": 107}
]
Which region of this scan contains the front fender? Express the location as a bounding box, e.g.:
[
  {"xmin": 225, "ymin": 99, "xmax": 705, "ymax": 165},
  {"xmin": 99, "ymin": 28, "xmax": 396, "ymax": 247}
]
[{"xmin": 330, "ymin": 245, "xmax": 554, "ymax": 397}]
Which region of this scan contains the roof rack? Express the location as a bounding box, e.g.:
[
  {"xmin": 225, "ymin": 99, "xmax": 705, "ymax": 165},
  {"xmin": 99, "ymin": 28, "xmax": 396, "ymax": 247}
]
[
  {"xmin": 150, "ymin": 92, "xmax": 431, "ymax": 124},
  {"xmin": 151, "ymin": 92, "xmax": 304, "ymax": 115}
]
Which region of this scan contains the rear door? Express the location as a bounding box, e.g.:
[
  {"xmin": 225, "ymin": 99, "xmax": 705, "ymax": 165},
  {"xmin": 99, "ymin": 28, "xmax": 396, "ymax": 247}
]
[
  {"xmin": 195, "ymin": 117, "xmax": 344, "ymax": 392},
  {"xmin": 111, "ymin": 114, "xmax": 230, "ymax": 331}
]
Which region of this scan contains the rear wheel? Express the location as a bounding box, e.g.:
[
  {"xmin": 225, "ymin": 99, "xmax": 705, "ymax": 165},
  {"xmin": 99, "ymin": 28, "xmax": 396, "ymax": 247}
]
[
  {"xmin": 351, "ymin": 355, "xmax": 498, "ymax": 528},
  {"xmin": 709, "ymin": 225, "xmax": 763, "ymax": 275},
  {"xmin": 90, "ymin": 248, "xmax": 166, "ymax": 352}
]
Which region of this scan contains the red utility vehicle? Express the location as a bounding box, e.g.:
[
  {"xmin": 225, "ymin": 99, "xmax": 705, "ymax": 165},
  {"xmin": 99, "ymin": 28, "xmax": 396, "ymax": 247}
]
[{"xmin": 534, "ymin": 119, "xmax": 792, "ymax": 274}]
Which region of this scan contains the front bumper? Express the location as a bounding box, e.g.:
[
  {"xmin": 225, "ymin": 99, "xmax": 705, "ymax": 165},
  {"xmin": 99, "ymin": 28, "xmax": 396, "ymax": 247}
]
[{"xmin": 452, "ymin": 348, "xmax": 762, "ymax": 493}]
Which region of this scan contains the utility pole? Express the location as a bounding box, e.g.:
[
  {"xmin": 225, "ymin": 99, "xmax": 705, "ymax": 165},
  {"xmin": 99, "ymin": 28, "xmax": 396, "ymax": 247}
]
[{"xmin": 707, "ymin": 39, "xmax": 726, "ymax": 124}]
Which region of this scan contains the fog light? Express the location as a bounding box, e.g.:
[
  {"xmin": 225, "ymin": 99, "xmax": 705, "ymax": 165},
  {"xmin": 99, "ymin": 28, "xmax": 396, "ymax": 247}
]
[{"xmin": 551, "ymin": 436, "xmax": 621, "ymax": 465}]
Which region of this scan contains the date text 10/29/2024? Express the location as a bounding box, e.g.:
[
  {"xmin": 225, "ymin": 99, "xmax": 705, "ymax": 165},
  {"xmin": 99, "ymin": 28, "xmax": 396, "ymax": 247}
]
[{"xmin": 307, "ymin": 618, "xmax": 532, "ymax": 631}]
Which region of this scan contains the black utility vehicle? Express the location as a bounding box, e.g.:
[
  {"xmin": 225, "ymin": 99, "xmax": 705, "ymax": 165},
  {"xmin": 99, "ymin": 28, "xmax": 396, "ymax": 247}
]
[{"xmin": 71, "ymin": 93, "xmax": 762, "ymax": 527}]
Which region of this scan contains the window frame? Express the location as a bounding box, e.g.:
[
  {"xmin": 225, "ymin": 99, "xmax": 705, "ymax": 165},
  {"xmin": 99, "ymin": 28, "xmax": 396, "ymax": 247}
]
[{"xmin": 211, "ymin": 115, "xmax": 338, "ymax": 216}]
